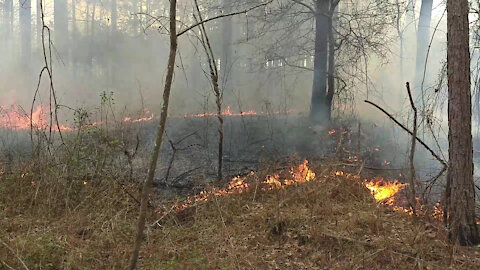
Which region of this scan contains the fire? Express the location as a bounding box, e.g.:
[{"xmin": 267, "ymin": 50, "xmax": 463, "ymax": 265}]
[
  {"xmin": 163, "ymin": 160, "xmax": 480, "ymax": 225},
  {"xmin": 173, "ymin": 160, "xmax": 316, "ymax": 210},
  {"xmin": 122, "ymin": 109, "xmax": 154, "ymax": 123},
  {"xmin": 0, "ymin": 105, "xmax": 156, "ymax": 132},
  {"xmin": 0, "ymin": 105, "xmax": 49, "ymax": 130},
  {"xmin": 364, "ymin": 177, "xmax": 407, "ymax": 205},
  {"xmin": 183, "ymin": 106, "xmax": 297, "ymax": 118}
]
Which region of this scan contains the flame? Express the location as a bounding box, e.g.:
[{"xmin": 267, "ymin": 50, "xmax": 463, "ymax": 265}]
[
  {"xmin": 0, "ymin": 105, "xmax": 157, "ymax": 132},
  {"xmin": 173, "ymin": 160, "xmax": 316, "ymax": 210},
  {"xmin": 159, "ymin": 160, "xmax": 480, "ymax": 225},
  {"xmin": 122, "ymin": 109, "xmax": 154, "ymax": 123},
  {"xmin": 0, "ymin": 105, "xmax": 49, "ymax": 130},
  {"xmin": 183, "ymin": 106, "xmax": 297, "ymax": 118},
  {"xmin": 364, "ymin": 177, "xmax": 407, "ymax": 205}
]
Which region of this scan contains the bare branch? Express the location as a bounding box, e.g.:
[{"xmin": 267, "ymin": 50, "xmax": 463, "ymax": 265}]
[
  {"xmin": 177, "ymin": 1, "xmax": 273, "ymax": 37},
  {"xmin": 291, "ymin": 0, "xmax": 316, "ymax": 14},
  {"xmin": 364, "ymin": 100, "xmax": 447, "ymax": 167}
]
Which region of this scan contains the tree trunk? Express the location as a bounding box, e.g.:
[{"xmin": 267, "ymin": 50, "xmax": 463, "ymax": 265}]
[
  {"xmin": 3, "ymin": 0, "xmax": 13, "ymax": 57},
  {"xmin": 221, "ymin": 0, "xmax": 233, "ymax": 86},
  {"xmin": 89, "ymin": 3, "xmax": 96, "ymax": 69},
  {"xmin": 326, "ymin": 0, "xmax": 337, "ymax": 121},
  {"xmin": 19, "ymin": 0, "xmax": 32, "ymax": 67},
  {"xmin": 415, "ymin": 0, "xmax": 433, "ymax": 93},
  {"xmin": 36, "ymin": 0, "xmax": 41, "ymax": 49},
  {"xmin": 71, "ymin": 0, "xmax": 77, "ymax": 72},
  {"xmin": 310, "ymin": 0, "xmax": 330, "ymax": 125},
  {"xmin": 128, "ymin": 1, "xmax": 177, "ymax": 269},
  {"xmin": 446, "ymin": 0, "xmax": 480, "ymax": 246},
  {"xmin": 54, "ymin": 0, "xmax": 68, "ymax": 60},
  {"xmin": 109, "ymin": 0, "xmax": 117, "ymax": 84}
]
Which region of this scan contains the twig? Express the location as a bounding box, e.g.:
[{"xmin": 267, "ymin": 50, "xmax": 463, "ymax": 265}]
[
  {"xmin": 150, "ymin": 204, "xmax": 176, "ymax": 228},
  {"xmin": 0, "ymin": 239, "xmax": 30, "ymax": 270},
  {"xmin": 177, "ymin": 1, "xmax": 273, "ymax": 37}
]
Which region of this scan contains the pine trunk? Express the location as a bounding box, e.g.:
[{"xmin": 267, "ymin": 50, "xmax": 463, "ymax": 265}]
[{"xmin": 446, "ymin": 0, "xmax": 480, "ymax": 246}]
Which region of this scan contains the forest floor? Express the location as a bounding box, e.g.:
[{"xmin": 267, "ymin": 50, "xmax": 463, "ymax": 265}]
[
  {"xmin": 1, "ymin": 156, "xmax": 480, "ymax": 270},
  {"xmin": 0, "ymin": 117, "xmax": 479, "ymax": 269}
]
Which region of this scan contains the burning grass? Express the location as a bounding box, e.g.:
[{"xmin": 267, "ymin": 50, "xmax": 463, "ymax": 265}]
[{"xmin": 1, "ymin": 158, "xmax": 479, "ymax": 269}]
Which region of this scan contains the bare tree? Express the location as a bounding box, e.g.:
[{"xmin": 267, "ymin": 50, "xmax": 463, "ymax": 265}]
[
  {"xmin": 128, "ymin": 0, "xmax": 178, "ymax": 268},
  {"xmin": 249, "ymin": 0, "xmax": 394, "ymax": 124},
  {"xmin": 445, "ymin": 0, "xmax": 480, "ymax": 246},
  {"xmin": 194, "ymin": 0, "xmax": 225, "ymax": 182}
]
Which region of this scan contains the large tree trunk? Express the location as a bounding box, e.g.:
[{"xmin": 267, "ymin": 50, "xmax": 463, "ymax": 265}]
[
  {"xmin": 19, "ymin": 0, "xmax": 32, "ymax": 67},
  {"xmin": 310, "ymin": 0, "xmax": 330, "ymax": 125},
  {"xmin": 128, "ymin": 1, "xmax": 177, "ymax": 268},
  {"xmin": 446, "ymin": 0, "xmax": 480, "ymax": 246},
  {"xmin": 414, "ymin": 0, "xmax": 433, "ymax": 92}
]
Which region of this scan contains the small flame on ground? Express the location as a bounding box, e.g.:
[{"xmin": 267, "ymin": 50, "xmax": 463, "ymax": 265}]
[
  {"xmin": 183, "ymin": 106, "xmax": 297, "ymax": 118},
  {"xmin": 174, "ymin": 160, "xmax": 315, "ymax": 210},
  {"xmin": 0, "ymin": 105, "xmax": 155, "ymax": 132},
  {"xmin": 364, "ymin": 177, "xmax": 407, "ymax": 205}
]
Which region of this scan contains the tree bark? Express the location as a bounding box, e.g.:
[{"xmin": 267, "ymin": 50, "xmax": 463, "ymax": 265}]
[
  {"xmin": 446, "ymin": 0, "xmax": 480, "ymax": 246},
  {"xmin": 128, "ymin": 0, "xmax": 177, "ymax": 269},
  {"xmin": 310, "ymin": 0, "xmax": 330, "ymax": 125}
]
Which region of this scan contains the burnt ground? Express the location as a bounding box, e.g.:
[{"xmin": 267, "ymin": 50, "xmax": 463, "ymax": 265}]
[
  {"xmin": 0, "ymin": 113, "xmax": 477, "ymax": 208},
  {"xmin": 136, "ymin": 114, "xmax": 410, "ymax": 200}
]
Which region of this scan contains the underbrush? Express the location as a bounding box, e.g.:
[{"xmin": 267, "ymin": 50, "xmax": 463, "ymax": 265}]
[
  {"xmin": 0, "ymin": 117, "xmax": 479, "ymax": 269},
  {"xmin": 1, "ymin": 153, "xmax": 480, "ymax": 269}
]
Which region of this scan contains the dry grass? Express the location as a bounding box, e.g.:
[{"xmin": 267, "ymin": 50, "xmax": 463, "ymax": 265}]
[{"xmin": 1, "ymin": 158, "xmax": 479, "ymax": 270}]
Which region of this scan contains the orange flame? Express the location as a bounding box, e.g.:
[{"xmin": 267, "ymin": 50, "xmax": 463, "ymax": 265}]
[
  {"xmin": 0, "ymin": 105, "xmax": 48, "ymax": 130},
  {"xmin": 364, "ymin": 177, "xmax": 406, "ymax": 205},
  {"xmin": 183, "ymin": 106, "xmax": 297, "ymax": 118},
  {"xmin": 173, "ymin": 160, "xmax": 316, "ymax": 210}
]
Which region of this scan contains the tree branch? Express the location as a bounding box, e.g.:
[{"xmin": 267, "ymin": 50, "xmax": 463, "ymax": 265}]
[
  {"xmin": 177, "ymin": 1, "xmax": 273, "ymax": 37},
  {"xmin": 291, "ymin": 0, "xmax": 316, "ymax": 14},
  {"xmin": 364, "ymin": 100, "xmax": 447, "ymax": 167}
]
